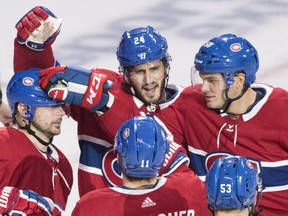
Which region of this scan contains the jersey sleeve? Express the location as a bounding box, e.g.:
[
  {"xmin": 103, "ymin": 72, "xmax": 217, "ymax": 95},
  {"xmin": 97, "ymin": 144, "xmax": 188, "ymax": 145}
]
[
  {"xmin": 159, "ymin": 141, "xmax": 190, "ymax": 176},
  {"xmin": 14, "ymin": 39, "xmax": 56, "ymax": 73}
]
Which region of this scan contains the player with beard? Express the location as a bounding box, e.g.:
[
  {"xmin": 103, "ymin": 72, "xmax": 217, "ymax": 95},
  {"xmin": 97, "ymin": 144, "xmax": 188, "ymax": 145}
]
[
  {"xmin": 0, "ymin": 69, "xmax": 73, "ymax": 215},
  {"xmin": 14, "ymin": 6, "xmax": 190, "ymax": 197}
]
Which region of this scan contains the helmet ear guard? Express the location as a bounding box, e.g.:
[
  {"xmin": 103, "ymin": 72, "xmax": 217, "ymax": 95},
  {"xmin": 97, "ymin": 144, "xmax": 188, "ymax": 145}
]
[{"xmin": 24, "ymin": 111, "xmax": 32, "ymax": 121}]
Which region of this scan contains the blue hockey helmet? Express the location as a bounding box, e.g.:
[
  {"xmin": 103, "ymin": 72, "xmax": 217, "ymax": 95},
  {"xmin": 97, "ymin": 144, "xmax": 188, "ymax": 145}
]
[
  {"xmin": 114, "ymin": 114, "xmax": 170, "ymax": 178},
  {"xmin": 194, "ymin": 34, "xmax": 259, "ymax": 87},
  {"xmin": 6, "ymin": 68, "xmax": 63, "ymax": 121},
  {"xmin": 206, "ymin": 155, "xmax": 260, "ymax": 210},
  {"xmin": 116, "ymin": 26, "xmax": 170, "ymax": 75}
]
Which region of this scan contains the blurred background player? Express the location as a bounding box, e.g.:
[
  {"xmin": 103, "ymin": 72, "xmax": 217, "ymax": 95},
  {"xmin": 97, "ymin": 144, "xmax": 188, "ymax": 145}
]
[
  {"xmin": 0, "ymin": 69, "xmax": 73, "ymax": 215},
  {"xmin": 173, "ymin": 33, "xmax": 288, "ymax": 215},
  {"xmin": 72, "ymin": 115, "xmax": 212, "ymax": 216},
  {"xmin": 206, "ymin": 155, "xmax": 263, "ymax": 216},
  {"xmin": 0, "ymin": 88, "xmax": 13, "ymax": 127},
  {"xmin": 14, "ymin": 6, "xmax": 190, "ymax": 197}
]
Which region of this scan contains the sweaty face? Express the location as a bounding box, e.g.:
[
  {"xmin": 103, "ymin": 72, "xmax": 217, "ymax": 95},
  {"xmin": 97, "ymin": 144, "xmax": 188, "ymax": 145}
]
[
  {"xmin": 127, "ymin": 60, "xmax": 167, "ymax": 104},
  {"xmin": 200, "ymin": 73, "xmax": 227, "ymax": 109},
  {"xmin": 31, "ymin": 105, "xmax": 66, "ymax": 139}
]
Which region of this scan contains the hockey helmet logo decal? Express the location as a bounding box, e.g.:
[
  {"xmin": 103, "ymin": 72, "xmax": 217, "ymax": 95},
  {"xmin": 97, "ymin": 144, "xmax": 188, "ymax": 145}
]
[
  {"xmin": 122, "ymin": 128, "xmax": 130, "ymax": 139},
  {"xmin": 22, "ymin": 77, "xmax": 34, "ymax": 86},
  {"xmin": 230, "ymin": 43, "xmax": 242, "ymax": 52}
]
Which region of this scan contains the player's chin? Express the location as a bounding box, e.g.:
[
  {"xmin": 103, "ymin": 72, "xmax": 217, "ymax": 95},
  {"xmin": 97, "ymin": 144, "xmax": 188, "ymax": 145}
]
[
  {"xmin": 143, "ymin": 92, "xmax": 161, "ymax": 104},
  {"xmin": 51, "ymin": 125, "xmax": 62, "ymax": 135},
  {"xmin": 143, "ymin": 96, "xmax": 160, "ymax": 105},
  {"xmin": 207, "ymin": 102, "xmax": 223, "ymax": 110},
  {"xmin": 51, "ymin": 130, "xmax": 61, "ymax": 136}
]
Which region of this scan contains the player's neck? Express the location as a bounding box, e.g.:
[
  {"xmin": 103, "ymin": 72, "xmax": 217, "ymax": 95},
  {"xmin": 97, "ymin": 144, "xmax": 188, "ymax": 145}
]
[
  {"xmin": 214, "ymin": 208, "xmax": 249, "ymax": 216},
  {"xmin": 227, "ymin": 87, "xmax": 256, "ymax": 116},
  {"xmin": 122, "ymin": 175, "xmax": 158, "ymax": 189},
  {"xmin": 18, "ymin": 127, "xmax": 49, "ymax": 152}
]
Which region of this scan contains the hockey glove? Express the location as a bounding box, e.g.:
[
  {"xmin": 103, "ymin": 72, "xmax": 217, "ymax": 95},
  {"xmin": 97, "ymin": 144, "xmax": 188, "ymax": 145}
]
[
  {"xmin": 0, "ymin": 186, "xmax": 56, "ymax": 216},
  {"xmin": 15, "ymin": 6, "xmax": 62, "ymax": 51},
  {"xmin": 38, "ymin": 65, "xmax": 113, "ymax": 112}
]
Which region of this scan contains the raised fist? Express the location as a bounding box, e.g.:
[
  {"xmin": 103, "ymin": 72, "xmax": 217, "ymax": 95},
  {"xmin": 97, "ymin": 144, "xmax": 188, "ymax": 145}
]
[{"xmin": 15, "ymin": 6, "xmax": 62, "ymax": 51}]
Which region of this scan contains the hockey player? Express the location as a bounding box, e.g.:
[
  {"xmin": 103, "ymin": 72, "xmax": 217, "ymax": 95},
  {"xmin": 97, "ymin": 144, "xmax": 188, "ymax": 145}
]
[
  {"xmin": 72, "ymin": 115, "xmax": 212, "ymax": 216},
  {"xmin": 14, "ymin": 6, "xmax": 190, "ymax": 196},
  {"xmin": 172, "ymin": 34, "xmax": 288, "ymax": 215},
  {"xmin": 1, "ymin": 69, "xmax": 73, "ymax": 215},
  {"xmin": 206, "ymin": 155, "xmax": 262, "ymax": 216}
]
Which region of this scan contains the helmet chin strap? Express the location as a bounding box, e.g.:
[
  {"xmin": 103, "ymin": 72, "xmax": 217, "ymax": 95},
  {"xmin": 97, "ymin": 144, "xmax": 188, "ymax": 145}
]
[
  {"xmin": 217, "ymin": 84, "xmax": 249, "ymax": 114},
  {"xmin": 18, "ymin": 120, "xmax": 53, "ymax": 146}
]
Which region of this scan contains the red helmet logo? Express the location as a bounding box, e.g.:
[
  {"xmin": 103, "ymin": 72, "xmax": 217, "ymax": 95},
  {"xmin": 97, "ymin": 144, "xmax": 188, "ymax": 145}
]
[
  {"xmin": 230, "ymin": 43, "xmax": 242, "ymax": 52},
  {"xmin": 22, "ymin": 77, "xmax": 34, "ymax": 86}
]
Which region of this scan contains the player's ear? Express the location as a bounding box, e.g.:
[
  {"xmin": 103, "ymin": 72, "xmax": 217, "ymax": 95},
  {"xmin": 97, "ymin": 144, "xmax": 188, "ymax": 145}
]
[
  {"xmin": 17, "ymin": 103, "xmax": 26, "ymax": 117},
  {"xmin": 17, "ymin": 103, "xmax": 32, "ymax": 121},
  {"xmin": 234, "ymin": 72, "xmax": 245, "ymax": 85}
]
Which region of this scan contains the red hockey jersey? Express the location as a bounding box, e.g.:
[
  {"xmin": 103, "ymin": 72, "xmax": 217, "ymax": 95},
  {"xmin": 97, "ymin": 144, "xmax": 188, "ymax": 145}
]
[
  {"xmin": 69, "ymin": 69, "xmax": 190, "ymax": 196},
  {"xmin": 173, "ymin": 84, "xmax": 288, "ymax": 216},
  {"xmin": 14, "ymin": 41, "xmax": 190, "ymax": 197},
  {"xmin": 0, "ymin": 127, "xmax": 73, "ymax": 209},
  {"xmin": 72, "ymin": 170, "xmax": 212, "ymax": 216}
]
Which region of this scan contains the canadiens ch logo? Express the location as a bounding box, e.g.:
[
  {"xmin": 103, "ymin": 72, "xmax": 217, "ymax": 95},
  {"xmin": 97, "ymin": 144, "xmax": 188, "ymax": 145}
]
[
  {"xmin": 123, "ymin": 128, "xmax": 130, "ymax": 139},
  {"xmin": 22, "ymin": 77, "xmax": 34, "ymax": 86},
  {"xmin": 230, "ymin": 43, "xmax": 242, "ymax": 52}
]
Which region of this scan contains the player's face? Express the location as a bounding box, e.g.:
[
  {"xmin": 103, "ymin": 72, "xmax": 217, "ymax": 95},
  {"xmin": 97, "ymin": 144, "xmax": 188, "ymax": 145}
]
[
  {"xmin": 200, "ymin": 73, "xmax": 226, "ymax": 109},
  {"xmin": 31, "ymin": 105, "xmax": 66, "ymax": 138},
  {"xmin": 128, "ymin": 60, "xmax": 167, "ymax": 104}
]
